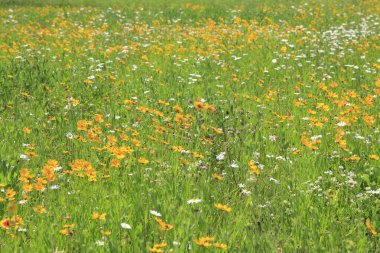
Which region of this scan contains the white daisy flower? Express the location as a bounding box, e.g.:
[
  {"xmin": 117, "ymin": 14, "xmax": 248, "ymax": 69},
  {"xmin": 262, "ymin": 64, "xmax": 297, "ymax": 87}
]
[{"xmin": 149, "ymin": 210, "xmax": 162, "ymax": 217}]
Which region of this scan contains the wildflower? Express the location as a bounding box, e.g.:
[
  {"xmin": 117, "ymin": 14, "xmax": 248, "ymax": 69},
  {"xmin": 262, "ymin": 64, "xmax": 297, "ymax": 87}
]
[
  {"xmin": 92, "ymin": 212, "xmax": 107, "ymax": 220},
  {"xmin": 212, "ymin": 128, "xmax": 223, "ymax": 135},
  {"xmin": 213, "ymin": 242, "xmax": 228, "ymax": 249},
  {"xmin": 94, "ymin": 114, "xmax": 104, "ymax": 123},
  {"xmin": 212, "ymin": 174, "xmax": 223, "ymax": 180},
  {"xmin": 59, "ymin": 229, "xmax": 73, "ymax": 236},
  {"xmin": 269, "ymin": 135, "xmax": 277, "ymax": 142},
  {"xmin": 110, "ymin": 159, "xmax": 121, "ymax": 168},
  {"xmin": 153, "ymin": 243, "xmax": 167, "ymax": 248},
  {"xmin": 63, "ymin": 224, "xmax": 75, "ymax": 229},
  {"xmin": 194, "ymin": 101, "xmax": 205, "ymax": 110},
  {"xmin": 95, "ymin": 240, "xmax": 105, "ymax": 246},
  {"xmin": 5, "ymin": 189, "xmax": 16, "ymax": 200},
  {"xmin": 195, "ymin": 237, "xmax": 214, "ymax": 247},
  {"xmin": 269, "ymin": 177, "xmax": 280, "ymax": 184},
  {"xmin": 173, "ymin": 105, "xmax": 183, "ymax": 113},
  {"xmin": 120, "ymin": 223, "xmax": 131, "ymax": 229},
  {"xmin": 149, "ymin": 247, "xmax": 164, "ymax": 253},
  {"xmin": 148, "ymin": 242, "xmax": 167, "ymax": 252},
  {"xmin": 20, "ymin": 154, "xmax": 29, "ymax": 160},
  {"xmin": 50, "ymin": 185, "xmax": 60, "ymax": 190},
  {"xmin": 242, "ymin": 189, "xmax": 252, "ymax": 195},
  {"xmin": 216, "ymin": 152, "xmax": 225, "ymax": 161},
  {"xmin": 214, "ymin": 203, "xmax": 232, "ymax": 212},
  {"xmin": 70, "ymin": 159, "xmax": 93, "ymax": 171},
  {"xmin": 22, "ymin": 127, "xmax": 31, "ymax": 134},
  {"xmin": 337, "ymin": 121, "xmax": 346, "ymax": 127},
  {"xmin": 138, "ymin": 157, "xmax": 149, "ymax": 165},
  {"xmin": 369, "ymin": 154, "xmax": 379, "ymax": 160},
  {"xmin": 365, "ymin": 219, "xmax": 377, "ymax": 236},
  {"xmin": 0, "ymin": 218, "xmax": 10, "ymax": 229},
  {"xmin": 230, "ymin": 163, "xmax": 239, "ymax": 168},
  {"xmin": 33, "ymin": 205, "xmax": 47, "ymax": 214},
  {"xmin": 187, "ymin": 199, "xmax": 202, "ymax": 204},
  {"xmin": 101, "ymin": 230, "xmax": 111, "ymax": 236},
  {"xmin": 150, "ymin": 210, "xmax": 162, "ymax": 217},
  {"xmin": 154, "ymin": 217, "xmax": 173, "ymax": 231}
]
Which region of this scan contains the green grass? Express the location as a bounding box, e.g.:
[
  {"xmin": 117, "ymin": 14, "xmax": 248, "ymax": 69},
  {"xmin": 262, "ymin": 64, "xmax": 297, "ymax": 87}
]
[{"xmin": 0, "ymin": 0, "xmax": 379, "ymax": 252}]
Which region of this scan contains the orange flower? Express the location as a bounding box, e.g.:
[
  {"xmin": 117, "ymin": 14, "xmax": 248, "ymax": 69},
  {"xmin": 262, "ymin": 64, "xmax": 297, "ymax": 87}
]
[
  {"xmin": 214, "ymin": 203, "xmax": 232, "ymax": 212},
  {"xmin": 148, "ymin": 248, "xmax": 164, "ymax": 253},
  {"xmin": 173, "ymin": 104, "xmax": 183, "ymax": 113},
  {"xmin": 5, "ymin": 189, "xmax": 16, "ymax": 200},
  {"xmin": 101, "ymin": 230, "xmax": 111, "ymax": 236},
  {"xmin": 212, "ymin": 174, "xmax": 223, "ymax": 181},
  {"xmin": 69, "ymin": 159, "xmax": 93, "ymax": 171},
  {"xmin": 22, "ymin": 127, "xmax": 31, "ymax": 134},
  {"xmin": 138, "ymin": 157, "xmax": 149, "ymax": 165},
  {"xmin": 212, "ymin": 128, "xmax": 223, "ymax": 135},
  {"xmin": 195, "ymin": 237, "xmax": 214, "ymax": 247},
  {"xmin": 365, "ymin": 219, "xmax": 377, "ymax": 236},
  {"xmin": 22, "ymin": 184, "xmax": 33, "ymax": 192},
  {"xmin": 0, "ymin": 218, "xmax": 10, "ymax": 229},
  {"xmin": 77, "ymin": 120, "xmax": 92, "ymax": 131},
  {"xmin": 33, "ymin": 205, "xmax": 47, "ymax": 214},
  {"xmin": 92, "ymin": 212, "xmax": 107, "ymax": 220},
  {"xmin": 59, "ymin": 229, "xmax": 73, "ymax": 236},
  {"xmin": 213, "ymin": 242, "xmax": 228, "ymax": 249},
  {"xmin": 154, "ymin": 217, "xmax": 173, "ymax": 231},
  {"xmin": 148, "ymin": 242, "xmax": 167, "ymax": 252},
  {"xmin": 194, "ymin": 101, "xmax": 206, "ymax": 110},
  {"xmin": 110, "ymin": 159, "xmax": 121, "ymax": 167},
  {"xmin": 94, "ymin": 114, "xmax": 104, "ymax": 123}
]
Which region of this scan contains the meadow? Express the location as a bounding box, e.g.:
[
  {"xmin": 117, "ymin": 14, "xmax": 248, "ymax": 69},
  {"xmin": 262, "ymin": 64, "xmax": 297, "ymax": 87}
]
[{"xmin": 0, "ymin": 0, "xmax": 379, "ymax": 252}]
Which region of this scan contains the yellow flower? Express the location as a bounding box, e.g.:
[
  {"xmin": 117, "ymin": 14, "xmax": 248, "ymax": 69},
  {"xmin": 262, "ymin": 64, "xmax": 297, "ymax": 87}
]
[
  {"xmin": 69, "ymin": 159, "xmax": 93, "ymax": 171},
  {"xmin": 33, "ymin": 205, "xmax": 47, "ymax": 214},
  {"xmin": 110, "ymin": 159, "xmax": 121, "ymax": 167},
  {"xmin": 365, "ymin": 219, "xmax": 377, "ymax": 236},
  {"xmin": 138, "ymin": 157, "xmax": 149, "ymax": 165},
  {"xmin": 94, "ymin": 114, "xmax": 104, "ymax": 123},
  {"xmin": 213, "ymin": 242, "xmax": 227, "ymax": 249},
  {"xmin": 172, "ymin": 146, "xmax": 183, "ymax": 152},
  {"xmin": 195, "ymin": 237, "xmax": 214, "ymax": 247},
  {"xmin": 194, "ymin": 101, "xmax": 206, "ymax": 110},
  {"xmin": 154, "ymin": 243, "xmax": 167, "ymax": 248},
  {"xmin": 214, "ymin": 203, "xmax": 232, "ymax": 212},
  {"xmin": 59, "ymin": 229, "xmax": 73, "ymax": 236},
  {"xmin": 101, "ymin": 230, "xmax": 111, "ymax": 236},
  {"xmin": 173, "ymin": 104, "xmax": 183, "ymax": 113},
  {"xmin": 148, "ymin": 248, "xmax": 164, "ymax": 253},
  {"xmin": 154, "ymin": 217, "xmax": 173, "ymax": 231},
  {"xmin": 369, "ymin": 154, "xmax": 379, "ymax": 160},
  {"xmin": 5, "ymin": 189, "xmax": 16, "ymax": 200},
  {"xmin": 0, "ymin": 218, "xmax": 11, "ymax": 229},
  {"xmin": 212, "ymin": 174, "xmax": 223, "ymax": 181},
  {"xmin": 77, "ymin": 120, "xmax": 92, "ymax": 131},
  {"xmin": 212, "ymin": 128, "xmax": 223, "ymax": 135},
  {"xmin": 22, "ymin": 127, "xmax": 31, "ymax": 134},
  {"xmin": 92, "ymin": 212, "xmax": 107, "ymax": 220}
]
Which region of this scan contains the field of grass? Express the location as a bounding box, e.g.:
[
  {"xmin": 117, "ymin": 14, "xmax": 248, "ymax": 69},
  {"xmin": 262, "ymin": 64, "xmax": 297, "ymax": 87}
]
[{"xmin": 0, "ymin": 0, "xmax": 379, "ymax": 252}]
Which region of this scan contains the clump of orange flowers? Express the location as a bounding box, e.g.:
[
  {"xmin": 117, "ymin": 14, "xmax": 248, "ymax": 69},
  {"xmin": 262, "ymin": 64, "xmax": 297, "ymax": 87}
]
[{"xmin": 195, "ymin": 236, "xmax": 227, "ymax": 249}]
